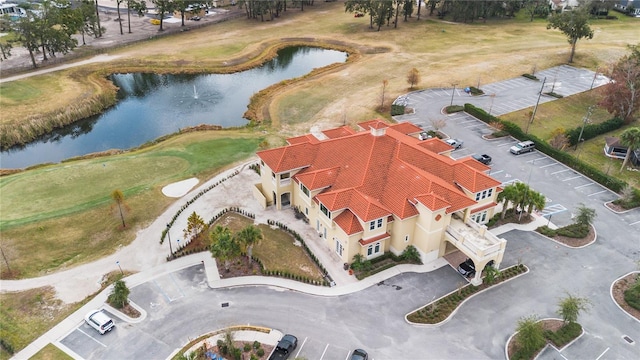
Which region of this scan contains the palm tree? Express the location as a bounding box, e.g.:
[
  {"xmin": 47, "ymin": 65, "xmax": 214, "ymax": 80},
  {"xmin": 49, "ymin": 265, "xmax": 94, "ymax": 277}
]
[
  {"xmin": 498, "ymin": 184, "xmax": 517, "ymax": 219},
  {"xmin": 236, "ymin": 225, "xmax": 263, "ymax": 264},
  {"xmin": 111, "ymin": 189, "xmax": 126, "ymax": 228},
  {"xmin": 619, "ymin": 127, "xmax": 640, "ymax": 171},
  {"xmin": 513, "ymin": 182, "xmax": 530, "ymax": 221},
  {"xmin": 209, "ymin": 226, "xmax": 240, "ymax": 272},
  {"xmin": 526, "ymin": 189, "xmax": 547, "ymax": 216}
]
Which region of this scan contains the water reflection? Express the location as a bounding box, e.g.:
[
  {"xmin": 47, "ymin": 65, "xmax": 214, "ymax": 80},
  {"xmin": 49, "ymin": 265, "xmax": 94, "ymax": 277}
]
[{"xmin": 1, "ymin": 47, "xmax": 347, "ymax": 169}]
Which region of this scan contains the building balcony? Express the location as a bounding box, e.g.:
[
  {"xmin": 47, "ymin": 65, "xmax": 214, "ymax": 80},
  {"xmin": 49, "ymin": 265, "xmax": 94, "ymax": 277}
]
[{"xmin": 444, "ymin": 218, "xmax": 506, "ymax": 263}]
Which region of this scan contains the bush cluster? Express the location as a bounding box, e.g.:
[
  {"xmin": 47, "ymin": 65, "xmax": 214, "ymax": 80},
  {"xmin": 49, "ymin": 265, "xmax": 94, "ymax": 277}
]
[
  {"xmin": 536, "ymin": 223, "xmax": 589, "ymax": 239},
  {"xmin": 565, "ymin": 117, "xmax": 624, "ymax": 146},
  {"xmin": 468, "ymin": 86, "xmax": 484, "ymax": 96},
  {"xmin": 624, "ymin": 276, "xmax": 640, "ymax": 310},
  {"xmin": 391, "ymin": 104, "xmax": 405, "ymax": 116},
  {"xmin": 522, "ymin": 73, "xmax": 539, "ymax": 80},
  {"xmin": 445, "ymin": 105, "xmax": 464, "ymax": 113},
  {"xmin": 545, "ymin": 322, "xmax": 582, "ymax": 348}
]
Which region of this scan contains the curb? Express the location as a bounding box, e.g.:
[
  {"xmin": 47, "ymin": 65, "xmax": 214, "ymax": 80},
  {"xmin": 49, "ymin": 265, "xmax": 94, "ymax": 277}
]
[{"xmin": 609, "ymin": 271, "xmax": 640, "ymax": 324}]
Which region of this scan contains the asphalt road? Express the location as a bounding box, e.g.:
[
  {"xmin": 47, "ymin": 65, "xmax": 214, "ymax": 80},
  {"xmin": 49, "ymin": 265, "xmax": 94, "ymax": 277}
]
[{"xmin": 57, "ymin": 66, "xmax": 640, "ymax": 360}]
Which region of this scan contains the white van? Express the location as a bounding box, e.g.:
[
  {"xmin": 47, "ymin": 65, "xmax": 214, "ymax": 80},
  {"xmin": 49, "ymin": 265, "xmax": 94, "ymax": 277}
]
[{"xmin": 85, "ymin": 310, "xmax": 114, "ymax": 334}]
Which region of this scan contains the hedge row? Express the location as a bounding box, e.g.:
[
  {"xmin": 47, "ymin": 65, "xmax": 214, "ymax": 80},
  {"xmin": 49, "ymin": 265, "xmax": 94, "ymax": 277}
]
[
  {"xmin": 463, "ymin": 104, "xmax": 628, "ymax": 193},
  {"xmin": 566, "ymin": 117, "xmax": 624, "ymax": 146}
]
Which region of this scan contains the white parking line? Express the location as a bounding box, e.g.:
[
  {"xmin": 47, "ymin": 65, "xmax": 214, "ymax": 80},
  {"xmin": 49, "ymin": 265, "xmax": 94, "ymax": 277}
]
[
  {"xmin": 574, "ymin": 183, "xmax": 594, "ymax": 189},
  {"xmin": 527, "ymin": 157, "xmax": 546, "ymax": 163},
  {"xmin": 319, "ymin": 343, "xmax": 330, "ymax": 360},
  {"xmin": 630, "ymin": 220, "xmax": 640, "ymax": 226},
  {"xmin": 563, "ymin": 176, "xmax": 582, "ymax": 181},
  {"xmin": 595, "ymin": 347, "xmax": 610, "ymax": 360},
  {"xmin": 551, "ymin": 169, "xmax": 570, "ymax": 175},
  {"xmin": 588, "ymin": 190, "xmax": 607, "ymax": 197},
  {"xmin": 540, "ymin": 163, "xmax": 558, "ymax": 168},
  {"xmin": 77, "ymin": 328, "xmax": 107, "ymax": 348},
  {"xmin": 295, "ymin": 337, "xmax": 308, "ymax": 358}
]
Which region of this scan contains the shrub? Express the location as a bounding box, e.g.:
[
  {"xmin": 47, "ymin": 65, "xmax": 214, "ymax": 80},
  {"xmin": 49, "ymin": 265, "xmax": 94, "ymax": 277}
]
[
  {"xmin": 391, "ymin": 104, "xmax": 405, "ymax": 116},
  {"xmin": 522, "ymin": 73, "xmax": 539, "ymax": 80},
  {"xmin": 150, "ymin": 19, "xmax": 160, "ymax": 25},
  {"xmin": 243, "ymin": 343, "xmax": 252, "ymax": 352},
  {"xmin": 256, "ymin": 348, "xmax": 265, "ymax": 357},
  {"xmin": 468, "ymin": 86, "xmax": 484, "ymax": 95},
  {"xmin": 544, "ymin": 92, "xmax": 564, "ymax": 98},
  {"xmin": 253, "ymin": 341, "xmax": 261, "ymax": 350},
  {"xmin": 624, "ymin": 277, "xmax": 640, "ymax": 310},
  {"xmin": 536, "ymin": 225, "xmax": 557, "ymax": 237},
  {"xmin": 556, "ymin": 223, "xmax": 589, "ymax": 238},
  {"xmin": 545, "ymin": 322, "xmax": 582, "ymax": 347},
  {"xmin": 400, "ymin": 245, "xmax": 422, "ymax": 263},
  {"xmin": 445, "ymin": 105, "xmax": 464, "ymax": 113},
  {"xmin": 566, "ymin": 117, "xmax": 624, "ymax": 146}
]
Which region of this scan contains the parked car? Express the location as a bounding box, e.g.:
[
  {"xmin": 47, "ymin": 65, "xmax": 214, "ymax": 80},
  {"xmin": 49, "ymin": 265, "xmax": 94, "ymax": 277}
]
[
  {"xmin": 350, "ymin": 348, "xmax": 369, "ymax": 360},
  {"xmin": 419, "ymin": 131, "xmax": 432, "ymax": 140},
  {"xmin": 457, "ymin": 259, "xmax": 495, "ymax": 278},
  {"xmin": 190, "ymin": 16, "xmax": 201, "ymax": 21},
  {"xmin": 509, "ymin": 140, "xmax": 535, "ymax": 155},
  {"xmin": 269, "ymin": 334, "xmax": 298, "ymax": 360},
  {"xmin": 84, "ymin": 309, "xmax": 114, "ymax": 335},
  {"xmin": 445, "ymin": 138, "xmax": 463, "ymax": 150},
  {"xmin": 472, "ymin": 154, "xmax": 492, "ymax": 165}
]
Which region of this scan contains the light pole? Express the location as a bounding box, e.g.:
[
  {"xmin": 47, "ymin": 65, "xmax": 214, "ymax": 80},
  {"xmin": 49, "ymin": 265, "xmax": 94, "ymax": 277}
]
[
  {"xmin": 488, "ymin": 93, "xmax": 496, "ymax": 117},
  {"xmin": 525, "ymin": 77, "xmax": 546, "ymax": 134},
  {"xmin": 116, "ymin": 261, "xmax": 123, "ymax": 275},
  {"xmin": 575, "ymin": 106, "xmax": 594, "ymax": 151},
  {"xmin": 450, "ymin": 83, "xmax": 458, "ymax": 106},
  {"xmin": 590, "ymin": 67, "xmax": 599, "ymax": 90},
  {"xmin": 166, "ymin": 224, "xmax": 174, "ymax": 259}
]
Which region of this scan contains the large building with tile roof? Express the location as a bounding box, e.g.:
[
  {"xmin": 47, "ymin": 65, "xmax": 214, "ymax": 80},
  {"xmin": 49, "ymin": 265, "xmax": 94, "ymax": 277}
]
[{"xmin": 254, "ymin": 120, "xmax": 507, "ymax": 285}]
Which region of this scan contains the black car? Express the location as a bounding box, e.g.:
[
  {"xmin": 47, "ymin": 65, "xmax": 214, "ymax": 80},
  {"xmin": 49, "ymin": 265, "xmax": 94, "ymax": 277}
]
[
  {"xmin": 457, "ymin": 259, "xmax": 495, "ymax": 277},
  {"xmin": 472, "ymin": 154, "xmax": 492, "ymax": 165},
  {"xmin": 350, "ymin": 349, "xmax": 369, "ymax": 360}
]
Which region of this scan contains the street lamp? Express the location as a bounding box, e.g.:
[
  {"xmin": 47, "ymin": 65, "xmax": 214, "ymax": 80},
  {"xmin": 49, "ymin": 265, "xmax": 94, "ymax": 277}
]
[
  {"xmin": 116, "ymin": 260, "xmax": 123, "ymax": 275},
  {"xmin": 166, "ymin": 224, "xmax": 174, "ymax": 259},
  {"xmin": 575, "ymin": 106, "xmax": 594, "ymax": 151},
  {"xmin": 450, "ymin": 83, "xmax": 458, "ymax": 106},
  {"xmin": 590, "ymin": 67, "xmax": 599, "ymax": 90}
]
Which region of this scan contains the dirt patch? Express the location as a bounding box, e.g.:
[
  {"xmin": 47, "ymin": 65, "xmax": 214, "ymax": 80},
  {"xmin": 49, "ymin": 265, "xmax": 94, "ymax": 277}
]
[
  {"xmin": 612, "ymin": 273, "xmax": 640, "ymax": 321},
  {"xmin": 119, "ymin": 302, "xmax": 141, "ymax": 318},
  {"xmin": 217, "ymin": 256, "xmax": 264, "ymax": 278}
]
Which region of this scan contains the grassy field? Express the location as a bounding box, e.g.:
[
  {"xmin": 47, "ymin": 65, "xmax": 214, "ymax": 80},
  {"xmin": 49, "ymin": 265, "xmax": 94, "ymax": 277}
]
[
  {"xmin": 0, "ymin": 130, "xmax": 263, "ymax": 278},
  {"xmin": 28, "ymin": 343, "xmax": 73, "ymax": 360}
]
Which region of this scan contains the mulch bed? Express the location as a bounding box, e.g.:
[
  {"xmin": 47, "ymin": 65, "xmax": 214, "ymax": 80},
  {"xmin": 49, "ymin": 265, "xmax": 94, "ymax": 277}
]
[
  {"xmin": 120, "ymin": 303, "xmax": 141, "ymax": 318},
  {"xmin": 550, "ymin": 225, "xmax": 595, "ymax": 248},
  {"xmin": 612, "ymin": 273, "xmax": 640, "ymax": 321},
  {"xmin": 217, "ymin": 257, "xmax": 263, "ymax": 278}
]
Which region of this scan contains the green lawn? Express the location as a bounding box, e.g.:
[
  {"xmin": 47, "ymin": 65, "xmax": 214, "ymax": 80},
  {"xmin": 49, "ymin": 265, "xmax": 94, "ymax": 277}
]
[
  {"xmin": 0, "ymin": 131, "xmax": 262, "ymax": 278},
  {"xmin": 27, "ymin": 343, "xmax": 73, "ymax": 360}
]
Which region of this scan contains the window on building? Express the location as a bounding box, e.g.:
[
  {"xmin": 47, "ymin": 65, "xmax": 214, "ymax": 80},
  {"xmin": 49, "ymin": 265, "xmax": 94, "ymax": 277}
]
[
  {"xmin": 374, "ymin": 242, "xmax": 380, "ymax": 253},
  {"xmin": 405, "ymin": 235, "xmax": 410, "ymax": 242},
  {"xmin": 367, "ymin": 242, "xmax": 381, "ymax": 256},
  {"xmin": 271, "ymin": 171, "xmax": 275, "ymax": 179},
  {"xmin": 370, "ymin": 218, "xmax": 383, "ymax": 230},
  {"xmin": 280, "ymin": 173, "xmax": 290, "ymax": 180},
  {"xmin": 471, "ymin": 211, "xmax": 488, "ymax": 224},
  {"xmin": 320, "ymin": 204, "xmax": 331, "ymax": 219},
  {"xmin": 369, "ymin": 221, "xmax": 375, "ymax": 230},
  {"xmin": 305, "ymin": 208, "xmax": 308, "ymax": 215},
  {"xmin": 335, "ymin": 239, "xmax": 343, "ymax": 256},
  {"xmin": 367, "ymin": 244, "xmax": 373, "ymax": 256},
  {"xmin": 300, "ymin": 184, "xmax": 310, "ymax": 197},
  {"xmin": 475, "ymin": 188, "xmax": 494, "ymax": 201},
  {"xmin": 377, "ymin": 218, "xmax": 383, "ymax": 228}
]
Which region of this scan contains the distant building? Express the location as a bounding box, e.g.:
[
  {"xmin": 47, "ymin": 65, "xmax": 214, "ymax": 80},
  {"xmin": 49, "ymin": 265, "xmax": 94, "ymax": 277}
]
[
  {"xmin": 604, "ymin": 137, "xmax": 640, "ymax": 166},
  {"xmin": 614, "ymin": 0, "xmax": 640, "ymax": 16},
  {"xmin": 0, "ymin": 0, "xmax": 26, "ymax": 17},
  {"xmin": 254, "ymin": 120, "xmax": 507, "ymax": 286}
]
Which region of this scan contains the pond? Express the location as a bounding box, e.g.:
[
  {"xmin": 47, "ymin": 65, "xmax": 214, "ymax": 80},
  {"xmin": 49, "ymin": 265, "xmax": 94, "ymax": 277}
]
[{"xmin": 1, "ymin": 47, "xmax": 347, "ymax": 169}]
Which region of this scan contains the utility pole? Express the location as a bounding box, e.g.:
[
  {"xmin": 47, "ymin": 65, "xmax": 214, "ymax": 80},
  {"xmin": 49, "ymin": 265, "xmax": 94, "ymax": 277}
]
[
  {"xmin": 166, "ymin": 224, "xmax": 174, "ymax": 259},
  {"xmin": 590, "ymin": 67, "xmax": 599, "ymax": 90},
  {"xmin": 450, "ymin": 83, "xmax": 458, "ymax": 106},
  {"xmin": 525, "ymin": 77, "xmax": 546, "ymax": 134},
  {"xmin": 575, "ymin": 106, "xmax": 595, "ymax": 151}
]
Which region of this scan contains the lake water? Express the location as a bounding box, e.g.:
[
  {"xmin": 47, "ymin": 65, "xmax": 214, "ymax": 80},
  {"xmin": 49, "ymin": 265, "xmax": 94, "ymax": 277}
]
[{"xmin": 1, "ymin": 47, "xmax": 347, "ymax": 169}]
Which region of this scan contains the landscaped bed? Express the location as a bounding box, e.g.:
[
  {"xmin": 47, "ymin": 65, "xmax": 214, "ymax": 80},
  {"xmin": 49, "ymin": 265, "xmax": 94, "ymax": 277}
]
[
  {"xmin": 406, "ymin": 264, "xmax": 528, "ymax": 325},
  {"xmin": 506, "ymin": 319, "xmax": 583, "ymax": 360}
]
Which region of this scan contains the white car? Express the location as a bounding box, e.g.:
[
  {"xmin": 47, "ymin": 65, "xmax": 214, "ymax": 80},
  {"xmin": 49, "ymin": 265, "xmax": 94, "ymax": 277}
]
[
  {"xmin": 445, "ymin": 138, "xmax": 463, "ymax": 150},
  {"xmin": 85, "ymin": 310, "xmax": 114, "ymax": 334}
]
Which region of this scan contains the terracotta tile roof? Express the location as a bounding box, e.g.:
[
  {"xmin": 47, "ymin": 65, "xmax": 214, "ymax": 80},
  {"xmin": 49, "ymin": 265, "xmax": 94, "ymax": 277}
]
[
  {"xmin": 389, "ymin": 122, "xmax": 423, "ymax": 135},
  {"xmin": 359, "ymin": 232, "xmax": 390, "ymax": 246},
  {"xmin": 322, "ymin": 126, "xmax": 356, "ymax": 139},
  {"xmin": 257, "ymin": 120, "xmax": 500, "ymax": 220},
  {"xmin": 334, "ymin": 210, "xmax": 364, "ymax": 235},
  {"xmin": 460, "ymin": 157, "xmax": 489, "ymax": 171},
  {"xmin": 287, "ymin": 134, "xmax": 318, "ymax": 145},
  {"xmin": 295, "ymin": 167, "xmax": 340, "ymax": 190},
  {"xmin": 470, "ymin": 202, "xmax": 498, "ymax": 214},
  {"xmin": 358, "ymin": 119, "xmax": 389, "ymax": 130}
]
